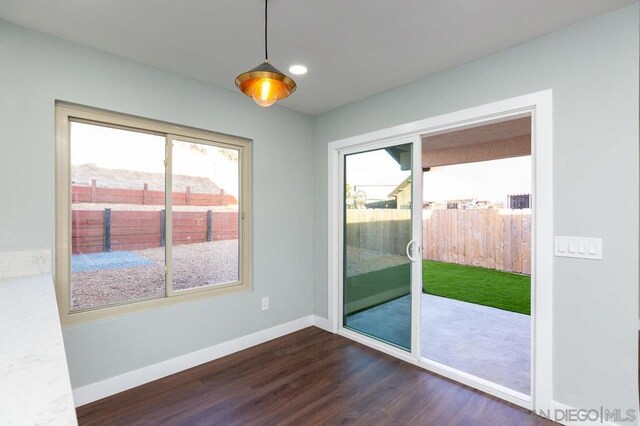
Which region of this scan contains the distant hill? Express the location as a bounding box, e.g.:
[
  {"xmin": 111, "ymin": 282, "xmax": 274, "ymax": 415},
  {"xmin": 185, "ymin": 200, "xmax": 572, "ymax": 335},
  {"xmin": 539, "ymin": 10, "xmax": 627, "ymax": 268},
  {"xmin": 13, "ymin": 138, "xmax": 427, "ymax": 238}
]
[{"xmin": 72, "ymin": 163, "xmax": 223, "ymax": 194}]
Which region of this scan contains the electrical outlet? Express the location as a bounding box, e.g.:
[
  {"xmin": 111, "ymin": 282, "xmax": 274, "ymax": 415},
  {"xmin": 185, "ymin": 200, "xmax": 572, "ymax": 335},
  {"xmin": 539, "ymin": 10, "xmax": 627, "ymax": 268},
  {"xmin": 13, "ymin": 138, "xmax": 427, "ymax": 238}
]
[{"xmin": 261, "ymin": 297, "xmax": 269, "ymax": 311}]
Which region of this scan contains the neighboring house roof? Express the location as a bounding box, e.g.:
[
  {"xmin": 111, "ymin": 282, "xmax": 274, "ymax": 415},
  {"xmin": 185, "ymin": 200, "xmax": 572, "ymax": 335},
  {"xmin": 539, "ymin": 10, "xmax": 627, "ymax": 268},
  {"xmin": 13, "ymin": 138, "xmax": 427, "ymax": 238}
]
[
  {"xmin": 388, "ymin": 176, "xmax": 411, "ymax": 198},
  {"xmin": 71, "ymin": 163, "xmax": 223, "ymax": 194}
]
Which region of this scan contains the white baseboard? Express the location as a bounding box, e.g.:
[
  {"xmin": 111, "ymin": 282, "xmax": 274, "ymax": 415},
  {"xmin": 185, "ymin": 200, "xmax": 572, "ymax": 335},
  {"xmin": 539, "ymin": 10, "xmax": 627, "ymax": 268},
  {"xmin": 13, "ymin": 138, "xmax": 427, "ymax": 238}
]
[
  {"xmin": 73, "ymin": 315, "xmax": 317, "ymax": 407},
  {"xmin": 312, "ymin": 315, "xmax": 332, "ymax": 332}
]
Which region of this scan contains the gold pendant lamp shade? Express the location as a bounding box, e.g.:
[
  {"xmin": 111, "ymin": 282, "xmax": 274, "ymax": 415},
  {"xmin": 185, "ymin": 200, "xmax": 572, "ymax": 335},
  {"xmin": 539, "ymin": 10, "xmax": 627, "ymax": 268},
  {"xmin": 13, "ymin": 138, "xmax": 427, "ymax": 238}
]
[
  {"xmin": 235, "ymin": 61, "xmax": 296, "ymax": 107},
  {"xmin": 235, "ymin": 0, "xmax": 296, "ymax": 107}
]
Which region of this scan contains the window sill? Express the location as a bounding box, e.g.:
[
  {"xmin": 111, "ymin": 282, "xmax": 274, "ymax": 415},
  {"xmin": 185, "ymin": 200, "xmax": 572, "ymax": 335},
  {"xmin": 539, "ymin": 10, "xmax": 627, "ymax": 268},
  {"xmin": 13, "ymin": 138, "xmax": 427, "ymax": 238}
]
[{"xmin": 59, "ymin": 281, "xmax": 251, "ymax": 326}]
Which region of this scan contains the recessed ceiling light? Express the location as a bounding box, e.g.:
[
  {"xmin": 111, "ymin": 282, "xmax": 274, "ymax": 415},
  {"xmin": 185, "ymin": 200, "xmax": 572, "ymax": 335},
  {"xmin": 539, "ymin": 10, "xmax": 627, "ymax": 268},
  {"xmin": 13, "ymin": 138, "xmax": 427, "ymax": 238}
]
[{"xmin": 289, "ymin": 65, "xmax": 308, "ymax": 75}]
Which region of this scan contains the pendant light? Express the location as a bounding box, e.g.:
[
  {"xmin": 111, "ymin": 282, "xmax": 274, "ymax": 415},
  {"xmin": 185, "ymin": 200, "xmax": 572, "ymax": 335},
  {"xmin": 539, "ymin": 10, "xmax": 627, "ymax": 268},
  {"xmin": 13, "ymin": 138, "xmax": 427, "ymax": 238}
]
[{"xmin": 235, "ymin": 0, "xmax": 296, "ymax": 107}]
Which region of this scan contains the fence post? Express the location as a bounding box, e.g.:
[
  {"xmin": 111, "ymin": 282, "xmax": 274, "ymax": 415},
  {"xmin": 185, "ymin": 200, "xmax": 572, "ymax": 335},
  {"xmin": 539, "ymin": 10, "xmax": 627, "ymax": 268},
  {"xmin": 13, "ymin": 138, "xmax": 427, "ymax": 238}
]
[
  {"xmin": 207, "ymin": 210, "xmax": 213, "ymax": 242},
  {"xmin": 161, "ymin": 209, "xmax": 166, "ymax": 247},
  {"xmin": 91, "ymin": 179, "xmax": 97, "ymax": 203},
  {"xmin": 143, "ymin": 183, "xmax": 149, "ymax": 205},
  {"xmin": 104, "ymin": 208, "xmax": 111, "ymax": 252}
]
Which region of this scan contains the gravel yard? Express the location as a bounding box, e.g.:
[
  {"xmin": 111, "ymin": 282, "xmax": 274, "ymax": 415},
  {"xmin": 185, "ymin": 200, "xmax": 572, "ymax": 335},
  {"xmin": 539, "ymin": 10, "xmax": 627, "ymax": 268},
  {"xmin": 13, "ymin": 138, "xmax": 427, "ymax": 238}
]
[
  {"xmin": 71, "ymin": 243, "xmax": 400, "ymax": 310},
  {"xmin": 71, "ymin": 240, "xmax": 239, "ymax": 310},
  {"xmin": 345, "ymin": 245, "xmax": 408, "ymax": 277}
]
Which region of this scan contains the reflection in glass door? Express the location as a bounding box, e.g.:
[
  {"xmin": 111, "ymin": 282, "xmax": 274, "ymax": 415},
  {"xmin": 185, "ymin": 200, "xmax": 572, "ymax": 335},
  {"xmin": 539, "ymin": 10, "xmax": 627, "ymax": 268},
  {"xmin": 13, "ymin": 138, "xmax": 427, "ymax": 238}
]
[{"xmin": 343, "ymin": 143, "xmax": 414, "ymax": 350}]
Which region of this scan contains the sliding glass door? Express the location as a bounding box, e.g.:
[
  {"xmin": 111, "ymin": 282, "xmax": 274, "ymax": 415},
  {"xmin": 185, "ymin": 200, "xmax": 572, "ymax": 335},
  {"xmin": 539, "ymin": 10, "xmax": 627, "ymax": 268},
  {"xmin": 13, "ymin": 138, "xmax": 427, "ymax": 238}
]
[{"xmin": 342, "ymin": 140, "xmax": 421, "ymax": 351}]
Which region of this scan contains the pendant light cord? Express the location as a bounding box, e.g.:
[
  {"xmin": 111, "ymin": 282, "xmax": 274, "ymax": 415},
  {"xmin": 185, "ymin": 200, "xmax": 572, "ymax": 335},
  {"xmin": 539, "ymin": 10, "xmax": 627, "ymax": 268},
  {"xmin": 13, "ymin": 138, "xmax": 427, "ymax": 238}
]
[{"xmin": 264, "ymin": 0, "xmax": 269, "ymax": 61}]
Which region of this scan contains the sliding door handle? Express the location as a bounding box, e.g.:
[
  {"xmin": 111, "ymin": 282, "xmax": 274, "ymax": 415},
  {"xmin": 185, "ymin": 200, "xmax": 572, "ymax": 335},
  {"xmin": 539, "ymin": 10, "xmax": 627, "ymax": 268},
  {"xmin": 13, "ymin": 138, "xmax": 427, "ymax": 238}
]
[{"xmin": 406, "ymin": 239, "xmax": 420, "ymax": 262}]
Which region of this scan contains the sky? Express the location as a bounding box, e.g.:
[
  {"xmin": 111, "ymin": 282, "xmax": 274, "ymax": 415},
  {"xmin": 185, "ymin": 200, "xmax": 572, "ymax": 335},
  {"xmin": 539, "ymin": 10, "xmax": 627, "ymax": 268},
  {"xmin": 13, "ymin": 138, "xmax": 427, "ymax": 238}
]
[
  {"xmin": 345, "ymin": 150, "xmax": 410, "ymax": 202},
  {"xmin": 345, "ymin": 148, "xmax": 531, "ymax": 205},
  {"xmin": 423, "ymin": 157, "xmax": 531, "ymax": 203},
  {"xmin": 70, "ymin": 121, "xmax": 240, "ymax": 197}
]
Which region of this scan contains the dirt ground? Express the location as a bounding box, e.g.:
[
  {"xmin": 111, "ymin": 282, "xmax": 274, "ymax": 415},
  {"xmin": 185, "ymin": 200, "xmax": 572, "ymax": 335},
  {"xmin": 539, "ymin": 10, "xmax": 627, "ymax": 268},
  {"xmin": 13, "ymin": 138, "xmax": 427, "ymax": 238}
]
[{"xmin": 71, "ymin": 240, "xmax": 239, "ymax": 310}]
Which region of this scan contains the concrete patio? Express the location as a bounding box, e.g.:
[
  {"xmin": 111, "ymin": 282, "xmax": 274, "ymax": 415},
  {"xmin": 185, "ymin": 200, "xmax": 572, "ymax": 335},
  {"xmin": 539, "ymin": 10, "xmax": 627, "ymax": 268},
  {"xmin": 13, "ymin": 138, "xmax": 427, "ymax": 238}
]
[{"xmin": 347, "ymin": 294, "xmax": 530, "ymax": 394}]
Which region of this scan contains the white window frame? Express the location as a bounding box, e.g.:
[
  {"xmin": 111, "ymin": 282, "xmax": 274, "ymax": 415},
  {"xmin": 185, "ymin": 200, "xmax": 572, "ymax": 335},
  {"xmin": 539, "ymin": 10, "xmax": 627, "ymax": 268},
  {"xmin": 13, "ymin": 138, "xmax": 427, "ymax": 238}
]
[{"xmin": 55, "ymin": 102, "xmax": 252, "ymax": 325}]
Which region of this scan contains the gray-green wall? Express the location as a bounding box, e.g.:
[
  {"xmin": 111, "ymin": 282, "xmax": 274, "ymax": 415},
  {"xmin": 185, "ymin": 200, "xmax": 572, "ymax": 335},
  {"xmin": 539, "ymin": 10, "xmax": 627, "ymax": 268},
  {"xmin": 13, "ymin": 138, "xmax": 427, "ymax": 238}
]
[
  {"xmin": 1, "ymin": 2, "xmax": 638, "ymax": 418},
  {"xmin": 312, "ymin": 3, "xmax": 639, "ymax": 417},
  {"xmin": 0, "ymin": 20, "xmax": 314, "ymax": 387}
]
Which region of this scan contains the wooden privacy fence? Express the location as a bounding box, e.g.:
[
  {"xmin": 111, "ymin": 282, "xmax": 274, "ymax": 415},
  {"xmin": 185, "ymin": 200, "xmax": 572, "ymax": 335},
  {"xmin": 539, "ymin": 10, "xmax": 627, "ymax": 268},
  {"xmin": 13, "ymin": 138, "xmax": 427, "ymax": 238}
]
[
  {"xmin": 345, "ymin": 208, "xmax": 531, "ymax": 275},
  {"xmin": 72, "ymin": 181, "xmax": 237, "ymax": 206},
  {"xmin": 72, "ymin": 210, "xmax": 239, "ymax": 254},
  {"xmin": 423, "ymin": 209, "xmax": 531, "ymax": 275},
  {"xmin": 345, "ymin": 209, "xmax": 413, "ymax": 256}
]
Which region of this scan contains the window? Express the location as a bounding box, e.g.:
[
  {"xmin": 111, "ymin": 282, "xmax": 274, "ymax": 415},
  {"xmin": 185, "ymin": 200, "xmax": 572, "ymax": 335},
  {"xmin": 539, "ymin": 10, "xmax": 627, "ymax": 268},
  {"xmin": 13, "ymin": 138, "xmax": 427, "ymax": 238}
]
[
  {"xmin": 508, "ymin": 194, "xmax": 531, "ymax": 209},
  {"xmin": 55, "ymin": 102, "xmax": 251, "ymax": 324}
]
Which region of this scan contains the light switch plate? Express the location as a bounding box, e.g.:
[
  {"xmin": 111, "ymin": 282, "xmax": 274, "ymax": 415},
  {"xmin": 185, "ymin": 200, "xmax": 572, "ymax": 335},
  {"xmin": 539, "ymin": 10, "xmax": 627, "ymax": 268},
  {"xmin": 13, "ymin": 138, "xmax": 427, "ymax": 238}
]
[{"xmin": 554, "ymin": 236, "xmax": 602, "ymax": 260}]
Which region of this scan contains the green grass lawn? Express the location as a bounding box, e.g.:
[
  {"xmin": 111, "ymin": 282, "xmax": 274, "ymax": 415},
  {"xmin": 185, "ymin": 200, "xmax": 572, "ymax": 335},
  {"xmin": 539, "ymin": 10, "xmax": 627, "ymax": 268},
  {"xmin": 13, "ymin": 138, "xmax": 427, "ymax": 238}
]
[
  {"xmin": 423, "ymin": 260, "xmax": 530, "ymax": 315},
  {"xmin": 346, "ymin": 260, "xmax": 530, "ymax": 315}
]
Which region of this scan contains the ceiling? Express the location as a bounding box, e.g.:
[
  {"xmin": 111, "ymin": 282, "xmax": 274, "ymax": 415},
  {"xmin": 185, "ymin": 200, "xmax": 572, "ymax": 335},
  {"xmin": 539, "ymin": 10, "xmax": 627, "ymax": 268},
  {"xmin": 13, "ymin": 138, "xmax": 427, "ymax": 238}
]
[
  {"xmin": 422, "ymin": 116, "xmax": 531, "ymax": 151},
  {"xmin": 0, "ymin": 1, "xmax": 634, "ymax": 114},
  {"xmin": 421, "ymin": 116, "xmax": 532, "ymax": 168}
]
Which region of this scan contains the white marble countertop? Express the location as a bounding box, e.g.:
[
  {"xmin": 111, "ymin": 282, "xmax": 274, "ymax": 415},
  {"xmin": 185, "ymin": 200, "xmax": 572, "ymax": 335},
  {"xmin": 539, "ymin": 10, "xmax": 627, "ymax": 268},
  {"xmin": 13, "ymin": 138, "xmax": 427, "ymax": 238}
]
[{"xmin": 0, "ymin": 274, "xmax": 77, "ymax": 425}]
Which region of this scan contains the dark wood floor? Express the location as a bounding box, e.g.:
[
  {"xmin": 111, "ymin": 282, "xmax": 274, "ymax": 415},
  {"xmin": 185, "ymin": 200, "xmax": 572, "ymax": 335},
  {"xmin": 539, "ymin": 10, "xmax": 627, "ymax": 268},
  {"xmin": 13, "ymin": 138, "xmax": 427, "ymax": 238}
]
[{"xmin": 77, "ymin": 327, "xmax": 555, "ymax": 425}]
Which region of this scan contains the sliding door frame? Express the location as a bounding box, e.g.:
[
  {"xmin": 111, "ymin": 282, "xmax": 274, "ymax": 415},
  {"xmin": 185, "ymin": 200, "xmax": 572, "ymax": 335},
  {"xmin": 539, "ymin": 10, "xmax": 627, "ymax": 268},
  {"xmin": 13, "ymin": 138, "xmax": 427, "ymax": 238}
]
[
  {"xmin": 327, "ymin": 90, "xmax": 553, "ymax": 413},
  {"xmin": 338, "ymin": 136, "xmax": 423, "ymax": 357}
]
